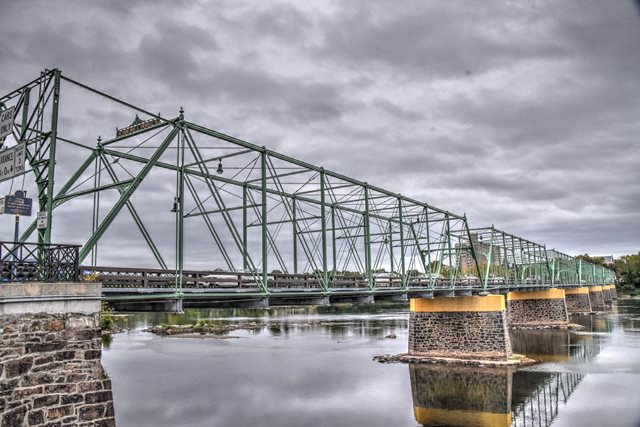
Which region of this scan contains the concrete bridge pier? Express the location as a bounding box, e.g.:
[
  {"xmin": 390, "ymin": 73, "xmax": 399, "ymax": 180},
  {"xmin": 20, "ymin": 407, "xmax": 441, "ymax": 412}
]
[
  {"xmin": 506, "ymin": 289, "xmax": 568, "ymax": 328},
  {"xmin": 408, "ymin": 295, "xmax": 512, "ymax": 361},
  {"xmin": 601, "ymin": 285, "xmax": 613, "ymax": 305},
  {"xmin": 609, "ymin": 285, "xmax": 618, "ymax": 300},
  {"xmin": 564, "ymin": 287, "xmax": 592, "ymax": 314},
  {"xmin": 588, "ymin": 286, "xmax": 605, "ymax": 311}
]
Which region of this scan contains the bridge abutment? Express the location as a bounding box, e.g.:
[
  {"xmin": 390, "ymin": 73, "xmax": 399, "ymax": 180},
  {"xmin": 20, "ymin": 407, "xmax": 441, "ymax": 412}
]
[
  {"xmin": 0, "ymin": 282, "xmax": 115, "ymax": 426},
  {"xmin": 564, "ymin": 287, "xmax": 592, "ymax": 314},
  {"xmin": 408, "ymin": 295, "xmax": 512, "ymax": 361},
  {"xmin": 588, "ymin": 286, "xmax": 605, "ymax": 311},
  {"xmin": 506, "ymin": 289, "xmax": 568, "ymax": 327},
  {"xmin": 601, "ymin": 285, "xmax": 613, "ymax": 304}
]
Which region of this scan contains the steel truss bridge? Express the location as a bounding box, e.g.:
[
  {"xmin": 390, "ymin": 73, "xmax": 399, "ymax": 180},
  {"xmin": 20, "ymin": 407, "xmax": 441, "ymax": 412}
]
[{"xmin": 0, "ymin": 69, "xmax": 615, "ymax": 308}]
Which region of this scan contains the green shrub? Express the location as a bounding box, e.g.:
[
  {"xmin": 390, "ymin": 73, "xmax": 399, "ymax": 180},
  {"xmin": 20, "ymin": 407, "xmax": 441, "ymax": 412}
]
[{"xmin": 100, "ymin": 315, "xmax": 114, "ymax": 330}]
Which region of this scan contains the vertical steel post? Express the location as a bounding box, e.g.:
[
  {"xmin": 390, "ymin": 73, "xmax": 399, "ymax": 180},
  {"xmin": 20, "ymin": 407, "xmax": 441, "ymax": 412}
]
[
  {"xmin": 445, "ymin": 214, "xmax": 454, "ymax": 288},
  {"xmin": 177, "ymin": 128, "xmax": 185, "ymax": 294},
  {"xmin": 43, "ymin": 69, "xmax": 61, "ymax": 244},
  {"xmin": 91, "ymin": 140, "xmax": 102, "ymax": 266},
  {"xmin": 363, "ymin": 184, "xmax": 372, "ymax": 289},
  {"xmin": 331, "ymin": 205, "xmax": 336, "ymax": 275},
  {"xmin": 398, "ymin": 197, "xmax": 406, "ymax": 289},
  {"xmin": 578, "ymin": 259, "xmax": 582, "ymax": 284},
  {"xmin": 482, "ymin": 227, "xmax": 495, "ymax": 289},
  {"xmin": 242, "ymin": 183, "xmax": 248, "ymax": 271},
  {"xmin": 388, "ymin": 220, "xmax": 394, "ymax": 274},
  {"xmin": 19, "ymin": 87, "xmax": 30, "ymax": 142},
  {"xmin": 320, "ymin": 169, "xmax": 328, "ymax": 290},
  {"xmin": 261, "ymin": 148, "xmax": 268, "ymax": 292},
  {"xmin": 292, "ymin": 196, "xmax": 298, "ymax": 274},
  {"xmin": 425, "ymin": 208, "xmax": 432, "ymax": 279}
]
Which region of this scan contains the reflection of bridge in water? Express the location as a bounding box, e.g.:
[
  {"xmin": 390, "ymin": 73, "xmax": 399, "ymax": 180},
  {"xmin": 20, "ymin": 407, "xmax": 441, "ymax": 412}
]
[{"xmin": 411, "ymin": 317, "xmax": 609, "ymax": 427}]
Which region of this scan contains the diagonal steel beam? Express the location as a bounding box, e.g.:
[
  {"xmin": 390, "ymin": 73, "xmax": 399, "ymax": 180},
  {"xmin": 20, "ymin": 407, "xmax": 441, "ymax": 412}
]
[{"xmin": 79, "ymin": 125, "xmax": 180, "ymax": 263}]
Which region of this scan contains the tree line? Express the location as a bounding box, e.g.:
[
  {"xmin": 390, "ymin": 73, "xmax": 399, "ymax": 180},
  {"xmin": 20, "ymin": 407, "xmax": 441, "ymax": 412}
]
[{"xmin": 577, "ymin": 253, "xmax": 640, "ymax": 295}]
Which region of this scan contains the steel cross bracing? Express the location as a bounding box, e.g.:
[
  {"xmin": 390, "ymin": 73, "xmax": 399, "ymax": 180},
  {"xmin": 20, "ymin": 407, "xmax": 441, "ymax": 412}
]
[{"xmin": 0, "ymin": 70, "xmax": 615, "ymax": 303}]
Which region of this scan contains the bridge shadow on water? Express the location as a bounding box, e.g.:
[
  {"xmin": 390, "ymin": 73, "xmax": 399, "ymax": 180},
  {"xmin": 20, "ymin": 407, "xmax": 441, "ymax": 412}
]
[{"xmin": 410, "ymin": 313, "xmax": 613, "ymax": 427}]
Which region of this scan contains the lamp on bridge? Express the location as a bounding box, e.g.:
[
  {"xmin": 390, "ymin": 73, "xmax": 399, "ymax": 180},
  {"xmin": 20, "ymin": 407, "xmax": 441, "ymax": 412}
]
[
  {"xmin": 216, "ymin": 159, "xmax": 224, "ymax": 175},
  {"xmin": 171, "ymin": 197, "xmax": 179, "ymax": 213}
]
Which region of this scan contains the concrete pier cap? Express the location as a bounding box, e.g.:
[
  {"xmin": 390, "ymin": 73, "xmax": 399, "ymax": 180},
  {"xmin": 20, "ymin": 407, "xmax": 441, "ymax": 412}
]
[{"xmin": 408, "ymin": 294, "xmax": 512, "ymax": 361}]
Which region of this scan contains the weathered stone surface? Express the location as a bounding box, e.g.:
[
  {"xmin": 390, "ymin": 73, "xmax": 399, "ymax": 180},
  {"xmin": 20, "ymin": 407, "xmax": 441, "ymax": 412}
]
[
  {"xmin": 566, "ymin": 293, "xmax": 592, "ymax": 313},
  {"xmin": 507, "ymin": 298, "xmax": 568, "ymax": 327},
  {"xmin": 408, "ymin": 310, "xmax": 512, "ymax": 360},
  {"xmin": 0, "ymin": 313, "xmax": 116, "ymax": 426},
  {"xmin": 589, "ymin": 290, "xmax": 605, "ymax": 311}
]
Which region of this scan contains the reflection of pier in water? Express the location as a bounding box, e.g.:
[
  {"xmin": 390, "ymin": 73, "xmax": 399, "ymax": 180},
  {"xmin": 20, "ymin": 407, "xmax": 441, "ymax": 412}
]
[
  {"xmin": 410, "ymin": 366, "xmax": 584, "ymax": 427},
  {"xmin": 411, "ymin": 320, "xmax": 606, "ymax": 426}
]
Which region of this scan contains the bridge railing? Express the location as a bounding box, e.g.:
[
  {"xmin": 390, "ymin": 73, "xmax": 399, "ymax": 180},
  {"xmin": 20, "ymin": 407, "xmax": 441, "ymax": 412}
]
[
  {"xmin": 1, "ymin": 241, "xmax": 81, "ymax": 283},
  {"xmin": 84, "ymin": 265, "xmax": 588, "ymax": 294}
]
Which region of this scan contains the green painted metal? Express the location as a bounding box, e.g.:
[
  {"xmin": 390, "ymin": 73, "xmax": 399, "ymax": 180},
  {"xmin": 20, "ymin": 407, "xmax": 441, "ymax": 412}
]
[
  {"xmin": 43, "ymin": 70, "xmax": 61, "ymax": 244},
  {"xmin": 0, "ymin": 69, "xmax": 617, "ymax": 301},
  {"xmin": 260, "ymin": 149, "xmax": 268, "ymax": 293},
  {"xmin": 79, "ymin": 125, "xmax": 180, "ymax": 263}
]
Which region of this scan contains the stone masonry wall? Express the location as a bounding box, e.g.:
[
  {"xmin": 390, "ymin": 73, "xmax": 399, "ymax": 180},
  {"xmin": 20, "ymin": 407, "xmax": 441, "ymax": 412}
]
[
  {"xmin": 601, "ymin": 288, "xmax": 613, "ymax": 304},
  {"xmin": 589, "ymin": 291, "xmax": 605, "ymax": 311},
  {"xmin": 507, "ymin": 299, "xmax": 568, "ymax": 327},
  {"xmin": 565, "ymin": 293, "xmax": 592, "ymax": 313},
  {"xmin": 409, "ymin": 311, "xmax": 512, "ymax": 360},
  {"xmin": 0, "ymin": 312, "xmax": 115, "ymax": 426}
]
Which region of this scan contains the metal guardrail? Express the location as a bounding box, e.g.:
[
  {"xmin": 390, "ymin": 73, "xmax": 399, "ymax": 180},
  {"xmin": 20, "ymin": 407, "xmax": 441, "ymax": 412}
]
[{"xmin": 1, "ymin": 241, "xmax": 80, "ymax": 283}]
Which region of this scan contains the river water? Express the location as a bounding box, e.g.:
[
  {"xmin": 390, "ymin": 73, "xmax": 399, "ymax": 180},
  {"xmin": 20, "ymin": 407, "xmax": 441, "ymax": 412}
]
[{"xmin": 101, "ymin": 300, "xmax": 640, "ymax": 427}]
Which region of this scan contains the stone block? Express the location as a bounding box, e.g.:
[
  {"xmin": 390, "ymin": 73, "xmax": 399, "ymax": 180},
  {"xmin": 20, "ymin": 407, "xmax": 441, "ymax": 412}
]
[
  {"xmin": 565, "ymin": 288, "xmax": 592, "ymax": 313},
  {"xmin": 408, "ymin": 295, "xmax": 512, "ymax": 360},
  {"xmin": 507, "ymin": 289, "xmax": 568, "ymax": 327}
]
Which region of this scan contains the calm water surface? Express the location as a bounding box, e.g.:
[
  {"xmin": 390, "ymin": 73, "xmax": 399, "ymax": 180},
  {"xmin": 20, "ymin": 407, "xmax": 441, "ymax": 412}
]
[{"xmin": 101, "ymin": 300, "xmax": 640, "ymax": 427}]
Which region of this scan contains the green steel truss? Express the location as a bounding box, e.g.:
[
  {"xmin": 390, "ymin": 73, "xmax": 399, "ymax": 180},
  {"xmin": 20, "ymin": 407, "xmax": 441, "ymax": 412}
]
[{"xmin": 0, "ymin": 70, "xmax": 615, "ymax": 299}]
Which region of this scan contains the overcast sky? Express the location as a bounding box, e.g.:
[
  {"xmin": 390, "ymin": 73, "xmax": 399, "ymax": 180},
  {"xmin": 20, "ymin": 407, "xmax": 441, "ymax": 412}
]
[{"xmin": 0, "ymin": 0, "xmax": 638, "ymax": 268}]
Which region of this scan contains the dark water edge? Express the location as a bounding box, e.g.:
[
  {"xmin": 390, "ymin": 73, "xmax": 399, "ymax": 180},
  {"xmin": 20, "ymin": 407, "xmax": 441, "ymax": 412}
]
[{"xmin": 101, "ymin": 301, "xmax": 640, "ymax": 427}]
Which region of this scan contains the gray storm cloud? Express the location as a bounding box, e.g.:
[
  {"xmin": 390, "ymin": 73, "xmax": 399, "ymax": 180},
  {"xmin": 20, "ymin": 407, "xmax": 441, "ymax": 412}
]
[{"xmin": 0, "ymin": 0, "xmax": 638, "ymax": 267}]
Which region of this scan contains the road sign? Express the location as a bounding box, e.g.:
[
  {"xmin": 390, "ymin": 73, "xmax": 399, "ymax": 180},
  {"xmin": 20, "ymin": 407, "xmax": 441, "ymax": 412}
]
[
  {"xmin": 3, "ymin": 191, "xmax": 32, "ymax": 216},
  {"xmin": 0, "ymin": 144, "xmax": 26, "ymax": 183},
  {"xmin": 0, "ymin": 106, "xmax": 16, "ymax": 139},
  {"xmin": 14, "ymin": 144, "xmax": 25, "ymax": 175},
  {"xmin": 37, "ymin": 211, "xmax": 48, "ymax": 229}
]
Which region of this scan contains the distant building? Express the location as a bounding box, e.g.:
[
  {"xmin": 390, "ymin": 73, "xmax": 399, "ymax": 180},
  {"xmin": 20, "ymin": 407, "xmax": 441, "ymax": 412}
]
[
  {"xmin": 458, "ymin": 233, "xmax": 502, "ymax": 272},
  {"xmin": 598, "ymin": 255, "xmax": 614, "ymax": 266}
]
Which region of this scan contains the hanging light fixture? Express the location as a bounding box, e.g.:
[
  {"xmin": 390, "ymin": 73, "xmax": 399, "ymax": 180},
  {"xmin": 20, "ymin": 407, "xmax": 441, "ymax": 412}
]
[
  {"xmin": 216, "ymin": 159, "xmax": 223, "ymax": 175},
  {"xmin": 170, "ymin": 197, "xmax": 179, "ymax": 213}
]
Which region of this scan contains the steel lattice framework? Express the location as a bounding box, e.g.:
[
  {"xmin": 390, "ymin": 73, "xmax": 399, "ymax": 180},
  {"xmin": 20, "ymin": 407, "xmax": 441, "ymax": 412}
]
[{"xmin": 0, "ymin": 70, "xmax": 615, "ymax": 301}]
